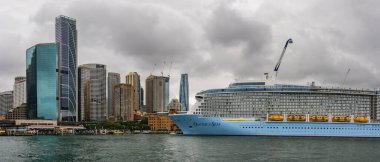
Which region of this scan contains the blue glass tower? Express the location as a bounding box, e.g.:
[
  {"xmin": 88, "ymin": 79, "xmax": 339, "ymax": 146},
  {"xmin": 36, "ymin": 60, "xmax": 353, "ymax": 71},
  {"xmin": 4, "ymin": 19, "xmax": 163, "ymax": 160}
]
[
  {"xmin": 26, "ymin": 43, "xmax": 59, "ymax": 120},
  {"xmin": 179, "ymin": 74, "xmax": 189, "ymax": 111},
  {"xmin": 56, "ymin": 15, "xmax": 78, "ymax": 122}
]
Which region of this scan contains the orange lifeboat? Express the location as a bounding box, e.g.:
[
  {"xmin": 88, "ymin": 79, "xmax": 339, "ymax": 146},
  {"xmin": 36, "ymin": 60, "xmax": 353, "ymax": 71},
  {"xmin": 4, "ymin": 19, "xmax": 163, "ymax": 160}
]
[
  {"xmin": 354, "ymin": 116, "xmax": 369, "ymax": 123},
  {"xmin": 268, "ymin": 114, "xmax": 284, "ymax": 121},
  {"xmin": 332, "ymin": 116, "xmax": 351, "ymax": 122},
  {"xmin": 309, "ymin": 115, "xmax": 328, "ymax": 122},
  {"xmin": 287, "ymin": 115, "xmax": 306, "ymax": 121}
]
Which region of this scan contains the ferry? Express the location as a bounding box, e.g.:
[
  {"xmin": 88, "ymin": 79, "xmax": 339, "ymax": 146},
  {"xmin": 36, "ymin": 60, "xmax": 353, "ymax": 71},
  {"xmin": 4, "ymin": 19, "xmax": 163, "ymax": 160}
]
[{"xmin": 170, "ymin": 81, "xmax": 380, "ymax": 137}]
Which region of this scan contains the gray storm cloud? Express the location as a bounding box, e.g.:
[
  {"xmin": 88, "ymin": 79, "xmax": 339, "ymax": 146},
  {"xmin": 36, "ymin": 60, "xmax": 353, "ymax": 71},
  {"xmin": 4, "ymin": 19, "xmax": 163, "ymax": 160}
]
[{"xmin": 0, "ymin": 0, "xmax": 379, "ymax": 105}]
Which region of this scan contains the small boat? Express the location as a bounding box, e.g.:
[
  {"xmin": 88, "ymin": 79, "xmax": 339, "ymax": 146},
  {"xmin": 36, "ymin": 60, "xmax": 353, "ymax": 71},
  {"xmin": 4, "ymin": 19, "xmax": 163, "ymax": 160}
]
[
  {"xmin": 354, "ymin": 116, "xmax": 369, "ymax": 123},
  {"xmin": 332, "ymin": 116, "xmax": 351, "ymax": 122},
  {"xmin": 99, "ymin": 129, "xmax": 108, "ymax": 135},
  {"xmin": 268, "ymin": 114, "xmax": 284, "ymax": 121},
  {"xmin": 287, "ymin": 115, "xmax": 306, "ymax": 121},
  {"xmin": 113, "ymin": 130, "xmax": 124, "ymax": 135},
  {"xmin": 0, "ymin": 129, "xmax": 6, "ymax": 135}
]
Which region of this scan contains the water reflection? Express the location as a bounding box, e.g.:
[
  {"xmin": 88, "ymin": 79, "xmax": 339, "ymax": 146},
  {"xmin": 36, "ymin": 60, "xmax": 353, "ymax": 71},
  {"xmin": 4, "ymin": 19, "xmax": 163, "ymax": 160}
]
[{"xmin": 0, "ymin": 135, "xmax": 380, "ymax": 161}]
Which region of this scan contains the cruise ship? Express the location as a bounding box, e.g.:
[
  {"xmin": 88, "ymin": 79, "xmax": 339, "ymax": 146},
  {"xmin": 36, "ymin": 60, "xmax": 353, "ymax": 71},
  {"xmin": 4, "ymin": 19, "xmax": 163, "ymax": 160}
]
[{"xmin": 170, "ymin": 81, "xmax": 380, "ymax": 137}]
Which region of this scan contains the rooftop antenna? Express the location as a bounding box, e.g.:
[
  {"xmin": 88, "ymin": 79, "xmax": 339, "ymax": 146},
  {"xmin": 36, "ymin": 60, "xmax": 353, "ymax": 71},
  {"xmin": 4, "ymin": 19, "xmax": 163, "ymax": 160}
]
[
  {"xmin": 274, "ymin": 38, "xmax": 293, "ymax": 79},
  {"xmin": 343, "ymin": 68, "xmax": 351, "ymax": 85}
]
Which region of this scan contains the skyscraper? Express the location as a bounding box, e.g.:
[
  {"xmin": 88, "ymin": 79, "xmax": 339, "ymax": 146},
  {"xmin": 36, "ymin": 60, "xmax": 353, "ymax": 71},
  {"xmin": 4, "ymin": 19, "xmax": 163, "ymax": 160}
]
[
  {"xmin": 179, "ymin": 74, "xmax": 189, "ymax": 111},
  {"xmin": 78, "ymin": 65, "xmax": 90, "ymax": 121},
  {"xmin": 26, "ymin": 43, "xmax": 59, "ymax": 120},
  {"xmin": 145, "ymin": 75, "xmax": 170, "ymax": 113},
  {"xmin": 163, "ymin": 77, "xmax": 170, "ymax": 109},
  {"xmin": 126, "ymin": 72, "xmax": 141, "ymax": 111},
  {"xmin": 113, "ymin": 83, "xmax": 135, "ymax": 121},
  {"xmin": 56, "ymin": 15, "xmax": 78, "ymax": 122},
  {"xmin": 78, "ymin": 64, "xmax": 107, "ymax": 121},
  {"xmin": 13, "ymin": 76, "xmax": 26, "ymax": 108},
  {"xmin": 108, "ymin": 72, "xmax": 120, "ymax": 117},
  {"xmin": 0, "ymin": 91, "xmax": 13, "ymax": 115},
  {"xmin": 140, "ymin": 87, "xmax": 144, "ymax": 110}
]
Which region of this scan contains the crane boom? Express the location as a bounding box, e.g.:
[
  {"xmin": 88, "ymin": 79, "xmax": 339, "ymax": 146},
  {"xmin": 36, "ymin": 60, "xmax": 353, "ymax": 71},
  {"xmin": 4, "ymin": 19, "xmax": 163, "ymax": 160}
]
[
  {"xmin": 343, "ymin": 68, "xmax": 350, "ymax": 85},
  {"xmin": 274, "ymin": 38, "xmax": 293, "ymax": 78}
]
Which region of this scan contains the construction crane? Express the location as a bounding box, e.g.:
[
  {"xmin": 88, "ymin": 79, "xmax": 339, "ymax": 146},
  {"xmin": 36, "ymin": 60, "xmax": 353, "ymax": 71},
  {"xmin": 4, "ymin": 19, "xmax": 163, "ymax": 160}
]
[
  {"xmin": 167, "ymin": 61, "xmax": 173, "ymax": 78},
  {"xmin": 274, "ymin": 38, "xmax": 293, "ymax": 78},
  {"xmin": 150, "ymin": 63, "xmax": 157, "ymax": 75},
  {"xmin": 161, "ymin": 61, "xmax": 166, "ymax": 76},
  {"xmin": 343, "ymin": 68, "xmax": 351, "ymax": 85}
]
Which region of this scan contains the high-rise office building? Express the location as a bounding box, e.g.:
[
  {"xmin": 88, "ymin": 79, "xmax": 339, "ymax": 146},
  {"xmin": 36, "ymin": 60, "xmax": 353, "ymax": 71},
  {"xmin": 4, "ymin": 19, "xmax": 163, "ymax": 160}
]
[
  {"xmin": 145, "ymin": 75, "xmax": 169, "ymax": 113},
  {"xmin": 13, "ymin": 76, "xmax": 26, "ymax": 108},
  {"xmin": 56, "ymin": 15, "xmax": 78, "ymax": 122},
  {"xmin": 78, "ymin": 66, "xmax": 90, "ymax": 121},
  {"xmin": 113, "ymin": 84, "xmax": 135, "ymax": 121},
  {"xmin": 108, "ymin": 72, "xmax": 120, "ymax": 117},
  {"xmin": 126, "ymin": 72, "xmax": 141, "ymax": 111},
  {"xmin": 140, "ymin": 87, "xmax": 144, "ymax": 110},
  {"xmin": 0, "ymin": 91, "xmax": 13, "ymax": 115},
  {"xmin": 78, "ymin": 64, "xmax": 107, "ymax": 121},
  {"xmin": 164, "ymin": 77, "xmax": 170, "ymax": 108},
  {"xmin": 179, "ymin": 74, "xmax": 189, "ymax": 111},
  {"xmin": 26, "ymin": 43, "xmax": 59, "ymax": 120}
]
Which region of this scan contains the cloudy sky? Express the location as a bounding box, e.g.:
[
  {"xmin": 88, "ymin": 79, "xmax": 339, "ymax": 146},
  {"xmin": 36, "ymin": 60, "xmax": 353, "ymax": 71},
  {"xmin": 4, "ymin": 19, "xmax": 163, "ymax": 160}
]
[{"xmin": 0, "ymin": 0, "xmax": 379, "ymax": 105}]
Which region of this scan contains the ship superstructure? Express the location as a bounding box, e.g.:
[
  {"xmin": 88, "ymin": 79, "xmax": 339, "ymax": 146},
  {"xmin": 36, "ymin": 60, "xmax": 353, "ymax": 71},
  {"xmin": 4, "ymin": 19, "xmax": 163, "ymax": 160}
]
[
  {"xmin": 170, "ymin": 81, "xmax": 380, "ymax": 137},
  {"xmin": 193, "ymin": 81, "xmax": 379, "ymax": 121}
]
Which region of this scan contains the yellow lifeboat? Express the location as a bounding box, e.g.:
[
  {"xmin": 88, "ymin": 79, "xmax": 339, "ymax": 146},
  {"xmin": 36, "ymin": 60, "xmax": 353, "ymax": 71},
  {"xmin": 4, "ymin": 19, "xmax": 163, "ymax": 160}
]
[
  {"xmin": 287, "ymin": 115, "xmax": 306, "ymax": 121},
  {"xmin": 354, "ymin": 116, "xmax": 369, "ymax": 123},
  {"xmin": 332, "ymin": 116, "xmax": 351, "ymax": 122},
  {"xmin": 268, "ymin": 114, "xmax": 284, "ymax": 121},
  {"xmin": 309, "ymin": 115, "xmax": 328, "ymax": 122}
]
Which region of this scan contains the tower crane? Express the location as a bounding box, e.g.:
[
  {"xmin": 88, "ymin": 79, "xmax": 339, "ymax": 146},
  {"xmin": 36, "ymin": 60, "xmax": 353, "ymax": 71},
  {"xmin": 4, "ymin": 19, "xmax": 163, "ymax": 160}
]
[
  {"xmin": 167, "ymin": 61, "xmax": 173, "ymax": 78},
  {"xmin": 161, "ymin": 61, "xmax": 166, "ymax": 76},
  {"xmin": 150, "ymin": 63, "xmax": 157, "ymax": 75},
  {"xmin": 274, "ymin": 38, "xmax": 293, "ymax": 78}
]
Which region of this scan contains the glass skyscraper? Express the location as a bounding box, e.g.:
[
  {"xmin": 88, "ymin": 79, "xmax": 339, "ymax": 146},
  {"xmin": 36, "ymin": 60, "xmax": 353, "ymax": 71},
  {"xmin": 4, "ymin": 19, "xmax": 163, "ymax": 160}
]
[
  {"xmin": 78, "ymin": 64, "xmax": 107, "ymax": 121},
  {"xmin": 56, "ymin": 15, "xmax": 78, "ymax": 122},
  {"xmin": 179, "ymin": 74, "xmax": 189, "ymax": 111},
  {"xmin": 26, "ymin": 43, "xmax": 59, "ymax": 120}
]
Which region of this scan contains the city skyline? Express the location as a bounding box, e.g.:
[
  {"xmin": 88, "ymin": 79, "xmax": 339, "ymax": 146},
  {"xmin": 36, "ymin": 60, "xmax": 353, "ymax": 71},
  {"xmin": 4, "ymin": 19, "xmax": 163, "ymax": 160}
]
[{"xmin": 0, "ymin": 0, "xmax": 380, "ymax": 108}]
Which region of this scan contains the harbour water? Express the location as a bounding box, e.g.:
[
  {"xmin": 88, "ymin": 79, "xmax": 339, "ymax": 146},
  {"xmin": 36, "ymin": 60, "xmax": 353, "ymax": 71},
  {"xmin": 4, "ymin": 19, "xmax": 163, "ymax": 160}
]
[{"xmin": 1, "ymin": 135, "xmax": 380, "ymax": 161}]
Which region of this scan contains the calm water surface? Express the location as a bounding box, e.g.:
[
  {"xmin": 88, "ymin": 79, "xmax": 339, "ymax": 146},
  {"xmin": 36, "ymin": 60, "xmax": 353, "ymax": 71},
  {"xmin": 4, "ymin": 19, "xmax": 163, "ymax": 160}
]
[{"xmin": 1, "ymin": 135, "xmax": 380, "ymax": 161}]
